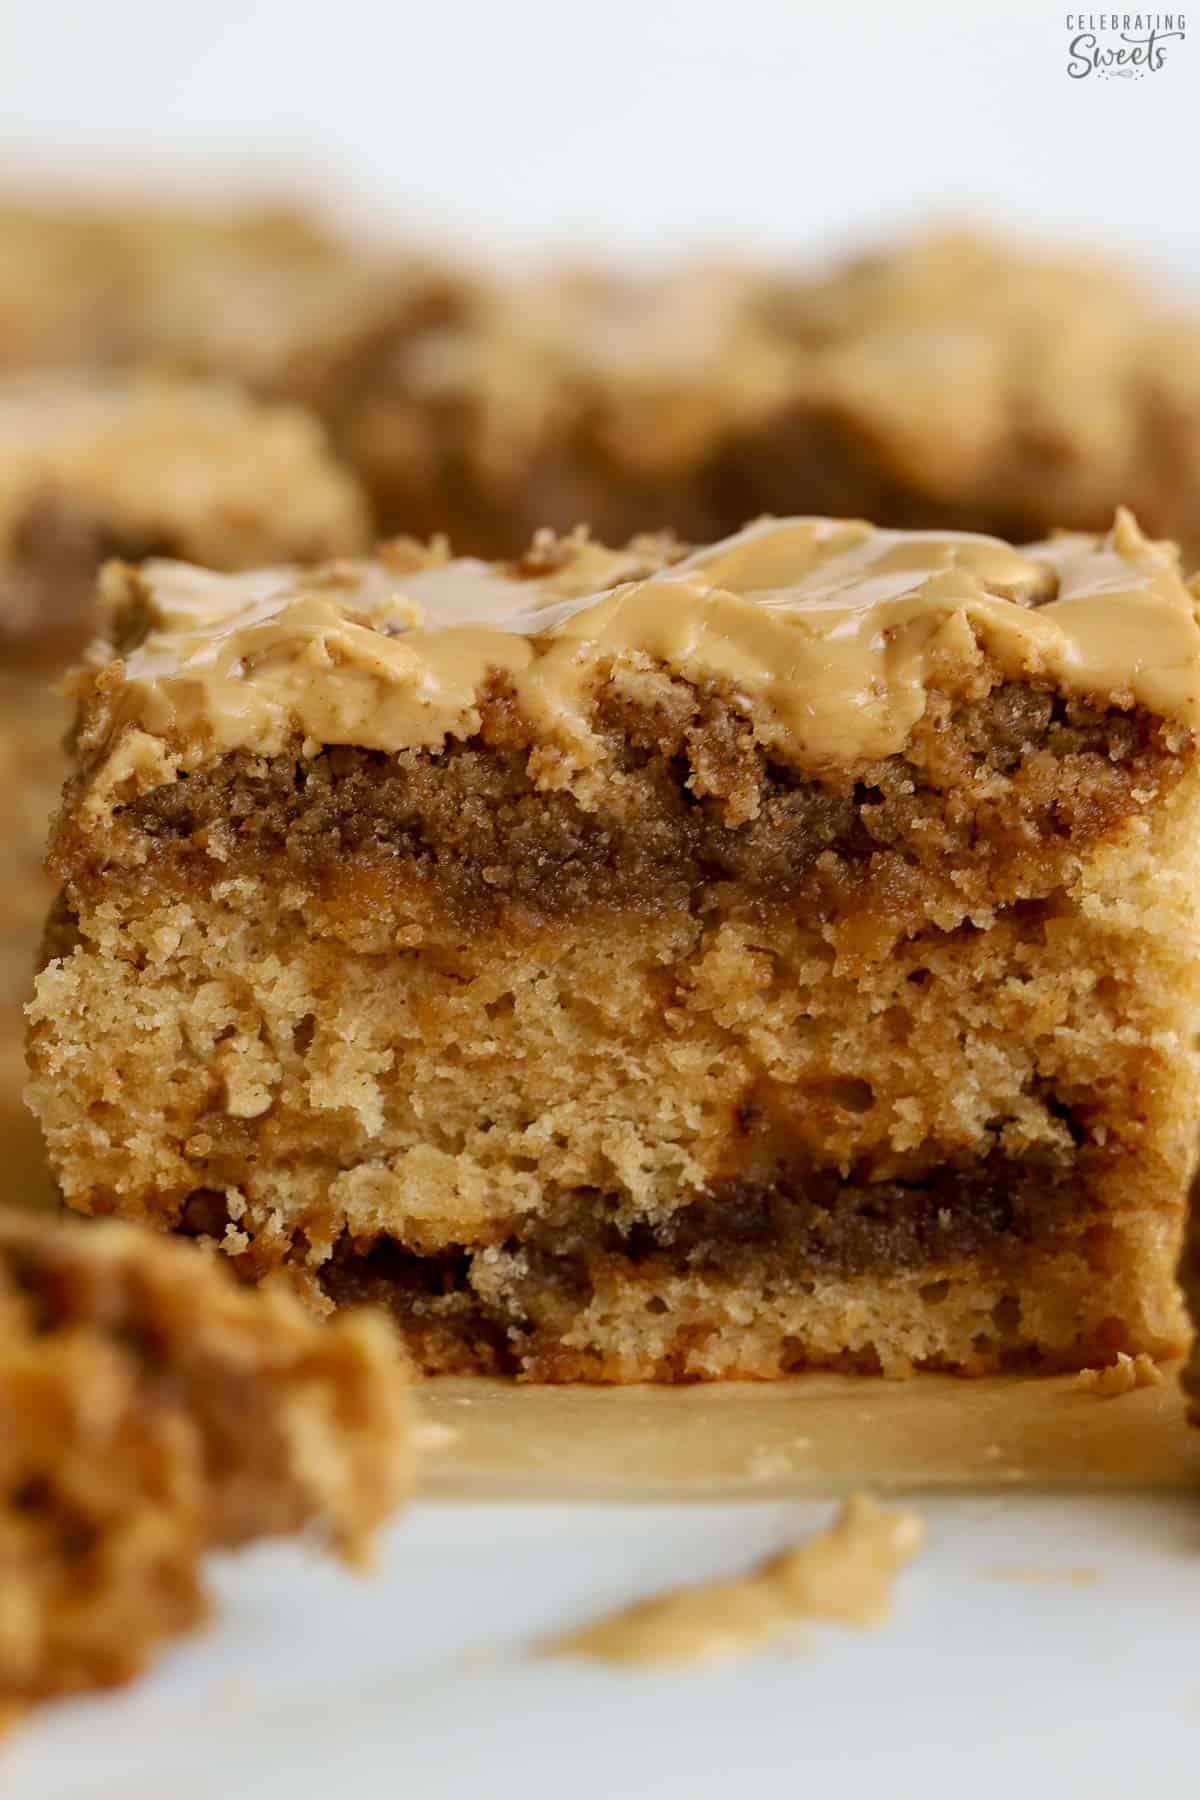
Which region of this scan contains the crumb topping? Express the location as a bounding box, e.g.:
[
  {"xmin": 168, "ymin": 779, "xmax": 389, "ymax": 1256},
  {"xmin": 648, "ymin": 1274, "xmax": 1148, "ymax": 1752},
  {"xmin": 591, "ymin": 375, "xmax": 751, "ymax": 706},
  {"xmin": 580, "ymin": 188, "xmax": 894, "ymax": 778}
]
[{"xmin": 1075, "ymin": 1351, "xmax": 1164, "ymax": 1396}]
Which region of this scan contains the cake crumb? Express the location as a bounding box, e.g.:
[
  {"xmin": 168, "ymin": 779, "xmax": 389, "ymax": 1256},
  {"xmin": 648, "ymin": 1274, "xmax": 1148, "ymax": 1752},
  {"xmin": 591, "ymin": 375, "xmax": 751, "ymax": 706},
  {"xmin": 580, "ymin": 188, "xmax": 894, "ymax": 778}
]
[
  {"xmin": 1075, "ymin": 1352, "xmax": 1163, "ymax": 1397},
  {"xmin": 544, "ymin": 1493, "xmax": 924, "ymax": 1669}
]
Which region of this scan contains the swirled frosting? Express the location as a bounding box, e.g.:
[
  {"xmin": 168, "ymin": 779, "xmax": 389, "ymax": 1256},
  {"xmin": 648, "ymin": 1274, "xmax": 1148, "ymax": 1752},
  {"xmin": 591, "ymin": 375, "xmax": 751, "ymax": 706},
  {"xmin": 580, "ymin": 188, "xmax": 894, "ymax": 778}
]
[{"xmin": 87, "ymin": 511, "xmax": 1200, "ymax": 789}]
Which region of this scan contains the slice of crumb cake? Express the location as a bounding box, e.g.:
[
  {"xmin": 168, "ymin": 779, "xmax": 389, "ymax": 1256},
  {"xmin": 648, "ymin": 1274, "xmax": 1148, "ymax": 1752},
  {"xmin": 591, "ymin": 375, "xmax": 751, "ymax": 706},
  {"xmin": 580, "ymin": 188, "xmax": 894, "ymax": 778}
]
[{"xmin": 26, "ymin": 513, "xmax": 1200, "ymax": 1381}]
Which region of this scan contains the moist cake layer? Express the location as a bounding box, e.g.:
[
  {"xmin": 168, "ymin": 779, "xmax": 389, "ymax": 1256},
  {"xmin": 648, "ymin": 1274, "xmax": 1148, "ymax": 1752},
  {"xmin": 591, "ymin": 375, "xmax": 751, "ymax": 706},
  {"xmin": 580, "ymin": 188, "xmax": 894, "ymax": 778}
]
[
  {"xmin": 28, "ymin": 514, "xmax": 1200, "ymax": 1381},
  {"xmin": 323, "ymin": 1142, "xmax": 1176, "ymax": 1378},
  {"xmin": 325, "ymin": 1243, "xmax": 1169, "ymax": 1382},
  {"xmin": 28, "ymin": 885, "xmax": 1195, "ymax": 1376}
]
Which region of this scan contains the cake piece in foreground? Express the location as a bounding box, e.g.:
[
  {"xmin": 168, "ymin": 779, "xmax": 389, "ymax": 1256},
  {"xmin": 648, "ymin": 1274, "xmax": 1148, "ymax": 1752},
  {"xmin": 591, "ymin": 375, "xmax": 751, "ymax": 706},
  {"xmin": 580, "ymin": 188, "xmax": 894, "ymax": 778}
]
[
  {"xmin": 0, "ymin": 1208, "xmax": 412, "ymax": 1713},
  {"xmin": 27, "ymin": 513, "xmax": 1200, "ymax": 1381}
]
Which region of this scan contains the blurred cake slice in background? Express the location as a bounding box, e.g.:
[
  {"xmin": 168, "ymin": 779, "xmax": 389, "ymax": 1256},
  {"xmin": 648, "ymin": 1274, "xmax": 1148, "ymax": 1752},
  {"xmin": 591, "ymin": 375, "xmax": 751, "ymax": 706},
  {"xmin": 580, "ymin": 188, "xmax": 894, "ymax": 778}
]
[
  {"xmin": 342, "ymin": 262, "xmax": 799, "ymax": 557},
  {"xmin": 0, "ymin": 199, "xmax": 132, "ymax": 371},
  {"xmin": 0, "ymin": 368, "xmax": 370, "ymax": 1208},
  {"xmin": 0, "ymin": 194, "xmax": 466, "ymax": 460},
  {"xmin": 0, "ymin": 369, "xmax": 368, "ymax": 649},
  {"xmin": 753, "ymin": 228, "xmax": 1200, "ymax": 566},
  {"xmin": 98, "ymin": 200, "xmax": 464, "ymax": 445},
  {"xmin": 345, "ymin": 229, "xmax": 1200, "ymax": 570}
]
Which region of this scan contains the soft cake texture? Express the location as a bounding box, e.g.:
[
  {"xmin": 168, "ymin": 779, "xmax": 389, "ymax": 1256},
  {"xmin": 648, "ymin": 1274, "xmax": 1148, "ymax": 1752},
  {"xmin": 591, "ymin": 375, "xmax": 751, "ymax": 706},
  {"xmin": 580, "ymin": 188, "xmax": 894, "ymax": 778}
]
[{"xmin": 27, "ymin": 514, "xmax": 1200, "ymax": 1380}]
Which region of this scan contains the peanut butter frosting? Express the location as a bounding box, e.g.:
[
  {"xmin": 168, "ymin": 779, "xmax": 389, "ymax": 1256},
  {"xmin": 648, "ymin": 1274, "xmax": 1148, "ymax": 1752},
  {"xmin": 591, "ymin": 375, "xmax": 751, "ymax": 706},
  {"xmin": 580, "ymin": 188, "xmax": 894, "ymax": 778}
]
[
  {"xmin": 85, "ymin": 511, "xmax": 1200, "ymax": 796},
  {"xmin": 544, "ymin": 1493, "xmax": 924, "ymax": 1668}
]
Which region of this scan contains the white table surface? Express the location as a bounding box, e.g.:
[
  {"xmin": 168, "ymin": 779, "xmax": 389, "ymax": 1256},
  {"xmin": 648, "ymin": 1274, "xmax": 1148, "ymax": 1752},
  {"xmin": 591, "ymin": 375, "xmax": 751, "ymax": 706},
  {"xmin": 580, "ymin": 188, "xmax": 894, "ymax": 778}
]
[{"xmin": 7, "ymin": 1490, "xmax": 1199, "ymax": 1800}]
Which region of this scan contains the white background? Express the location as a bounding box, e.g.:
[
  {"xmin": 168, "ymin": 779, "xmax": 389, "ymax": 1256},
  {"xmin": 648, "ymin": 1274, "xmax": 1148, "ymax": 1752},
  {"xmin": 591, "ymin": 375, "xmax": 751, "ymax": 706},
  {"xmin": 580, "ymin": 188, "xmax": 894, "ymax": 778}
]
[
  {"xmin": 8, "ymin": 1493, "xmax": 1200, "ymax": 1800},
  {"xmin": 0, "ymin": 0, "xmax": 1195, "ymax": 274}
]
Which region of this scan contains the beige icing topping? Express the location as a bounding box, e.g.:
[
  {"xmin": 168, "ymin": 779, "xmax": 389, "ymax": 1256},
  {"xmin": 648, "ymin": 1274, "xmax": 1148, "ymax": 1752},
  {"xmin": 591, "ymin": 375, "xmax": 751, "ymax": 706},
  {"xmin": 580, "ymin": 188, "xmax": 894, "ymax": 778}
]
[
  {"xmin": 544, "ymin": 1493, "xmax": 923, "ymax": 1668},
  {"xmin": 94, "ymin": 510, "xmax": 1200, "ymax": 784}
]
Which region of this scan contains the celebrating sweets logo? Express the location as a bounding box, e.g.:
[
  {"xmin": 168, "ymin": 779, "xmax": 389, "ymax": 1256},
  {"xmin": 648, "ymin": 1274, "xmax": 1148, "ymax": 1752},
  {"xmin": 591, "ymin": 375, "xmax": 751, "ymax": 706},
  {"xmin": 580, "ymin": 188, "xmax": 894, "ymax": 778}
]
[{"xmin": 1066, "ymin": 12, "xmax": 1187, "ymax": 76}]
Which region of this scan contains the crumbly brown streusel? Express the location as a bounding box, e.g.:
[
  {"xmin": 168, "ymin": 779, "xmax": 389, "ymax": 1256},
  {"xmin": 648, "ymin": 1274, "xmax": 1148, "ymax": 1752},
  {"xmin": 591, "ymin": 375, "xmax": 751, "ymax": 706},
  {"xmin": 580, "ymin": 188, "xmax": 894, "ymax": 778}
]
[{"xmin": 55, "ymin": 683, "xmax": 1183, "ymax": 937}]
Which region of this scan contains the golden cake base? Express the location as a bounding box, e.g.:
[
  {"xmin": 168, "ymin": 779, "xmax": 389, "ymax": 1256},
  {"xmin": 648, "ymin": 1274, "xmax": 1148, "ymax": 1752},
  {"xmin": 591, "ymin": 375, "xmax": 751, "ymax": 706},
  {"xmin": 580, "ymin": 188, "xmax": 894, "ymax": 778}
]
[{"xmin": 6, "ymin": 965, "xmax": 1195, "ymax": 1502}]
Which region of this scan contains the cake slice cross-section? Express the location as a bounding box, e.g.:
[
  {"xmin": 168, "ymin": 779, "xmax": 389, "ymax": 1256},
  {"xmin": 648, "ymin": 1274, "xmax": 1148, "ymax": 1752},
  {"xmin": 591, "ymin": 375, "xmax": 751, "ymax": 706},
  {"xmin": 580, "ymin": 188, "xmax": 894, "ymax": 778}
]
[
  {"xmin": 0, "ymin": 1208, "xmax": 412, "ymax": 1713},
  {"xmin": 27, "ymin": 513, "xmax": 1200, "ymax": 1381}
]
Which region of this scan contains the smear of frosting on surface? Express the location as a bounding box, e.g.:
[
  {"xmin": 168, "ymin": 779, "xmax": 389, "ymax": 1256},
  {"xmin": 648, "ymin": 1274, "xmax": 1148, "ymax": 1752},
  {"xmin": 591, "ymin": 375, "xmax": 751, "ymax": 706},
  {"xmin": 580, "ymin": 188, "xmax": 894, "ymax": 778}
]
[{"xmin": 544, "ymin": 1493, "xmax": 924, "ymax": 1668}]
